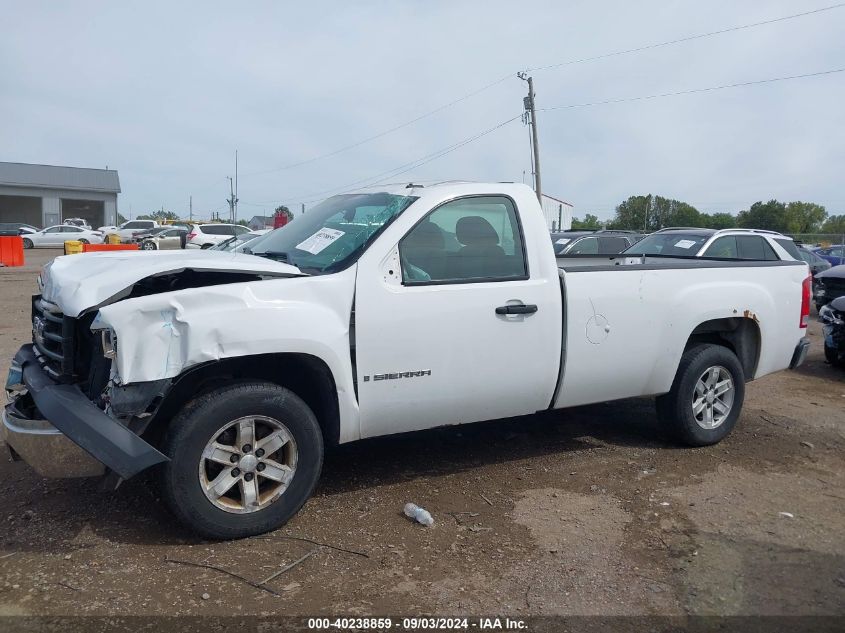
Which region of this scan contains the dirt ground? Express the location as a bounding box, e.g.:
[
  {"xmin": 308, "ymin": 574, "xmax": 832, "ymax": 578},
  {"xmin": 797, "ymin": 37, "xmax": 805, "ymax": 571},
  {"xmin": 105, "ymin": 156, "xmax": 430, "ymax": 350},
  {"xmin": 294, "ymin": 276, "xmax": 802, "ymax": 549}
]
[{"xmin": 0, "ymin": 249, "xmax": 843, "ymax": 617}]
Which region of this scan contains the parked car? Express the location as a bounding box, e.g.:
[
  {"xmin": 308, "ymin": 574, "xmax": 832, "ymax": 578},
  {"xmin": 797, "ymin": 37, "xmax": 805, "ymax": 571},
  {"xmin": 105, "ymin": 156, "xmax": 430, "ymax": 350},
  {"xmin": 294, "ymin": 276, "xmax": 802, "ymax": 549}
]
[
  {"xmin": 812, "ymin": 245, "xmax": 845, "ymax": 267},
  {"xmin": 4, "ymin": 182, "xmax": 811, "ymax": 538},
  {"xmin": 797, "ymin": 246, "xmax": 831, "ymax": 276},
  {"xmin": 814, "ymin": 265, "xmax": 845, "ymax": 309},
  {"xmin": 818, "ymin": 296, "xmax": 845, "ymax": 367},
  {"xmin": 209, "ymin": 229, "xmax": 271, "ymax": 252},
  {"xmin": 0, "ymin": 222, "xmax": 38, "ymax": 236},
  {"xmin": 138, "ymin": 228, "xmax": 188, "ymax": 251},
  {"xmin": 185, "ymin": 223, "xmax": 251, "ymax": 249},
  {"xmin": 63, "ymin": 218, "xmax": 92, "ymax": 229},
  {"xmin": 551, "ymin": 229, "xmax": 642, "ymax": 256},
  {"xmin": 622, "ymin": 228, "xmax": 800, "ymax": 261},
  {"xmin": 101, "ymin": 220, "xmax": 160, "ymax": 242},
  {"xmin": 21, "ymin": 225, "xmax": 104, "ymax": 248}
]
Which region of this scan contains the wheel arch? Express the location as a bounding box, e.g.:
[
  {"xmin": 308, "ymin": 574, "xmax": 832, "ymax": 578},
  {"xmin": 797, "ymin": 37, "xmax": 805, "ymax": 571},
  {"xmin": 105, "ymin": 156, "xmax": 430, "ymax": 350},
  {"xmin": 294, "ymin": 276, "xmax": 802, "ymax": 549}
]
[
  {"xmin": 144, "ymin": 353, "xmax": 341, "ymax": 449},
  {"xmin": 684, "ymin": 317, "xmax": 761, "ymax": 380}
]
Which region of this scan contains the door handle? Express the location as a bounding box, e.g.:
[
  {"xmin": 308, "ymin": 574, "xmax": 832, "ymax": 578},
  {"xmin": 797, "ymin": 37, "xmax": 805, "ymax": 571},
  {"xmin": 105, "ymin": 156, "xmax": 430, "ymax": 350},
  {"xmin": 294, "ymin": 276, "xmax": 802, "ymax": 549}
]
[{"xmin": 495, "ymin": 304, "xmax": 538, "ymax": 315}]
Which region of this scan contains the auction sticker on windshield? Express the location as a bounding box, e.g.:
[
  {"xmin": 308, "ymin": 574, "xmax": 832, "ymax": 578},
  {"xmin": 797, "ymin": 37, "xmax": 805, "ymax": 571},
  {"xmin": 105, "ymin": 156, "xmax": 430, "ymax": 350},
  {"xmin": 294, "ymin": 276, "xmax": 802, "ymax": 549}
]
[
  {"xmin": 674, "ymin": 239, "xmax": 697, "ymax": 249},
  {"xmin": 296, "ymin": 227, "xmax": 345, "ymax": 254}
]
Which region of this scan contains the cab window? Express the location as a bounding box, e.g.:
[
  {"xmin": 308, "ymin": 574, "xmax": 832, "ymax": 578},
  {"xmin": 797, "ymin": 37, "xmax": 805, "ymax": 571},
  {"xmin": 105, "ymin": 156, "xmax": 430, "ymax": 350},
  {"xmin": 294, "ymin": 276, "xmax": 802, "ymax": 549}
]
[{"xmin": 399, "ymin": 196, "xmax": 527, "ymax": 283}]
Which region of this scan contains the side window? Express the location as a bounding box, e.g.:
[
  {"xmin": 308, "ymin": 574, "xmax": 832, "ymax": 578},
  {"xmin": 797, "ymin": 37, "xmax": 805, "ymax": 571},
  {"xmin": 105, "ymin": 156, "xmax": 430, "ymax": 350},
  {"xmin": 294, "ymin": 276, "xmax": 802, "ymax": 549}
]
[
  {"xmin": 568, "ymin": 237, "xmax": 598, "ymax": 255},
  {"xmin": 233, "ymin": 225, "xmax": 250, "ymax": 235},
  {"xmin": 399, "ymin": 196, "xmax": 527, "ymax": 283},
  {"xmin": 63, "ymin": 226, "xmax": 82, "ymax": 233},
  {"xmin": 44, "ymin": 227, "xmax": 61, "ymax": 234},
  {"xmin": 703, "ymin": 236, "xmax": 738, "ymax": 258},
  {"xmin": 736, "ymin": 236, "xmax": 777, "ymax": 260},
  {"xmin": 597, "ymin": 236, "xmax": 628, "ymax": 254}
]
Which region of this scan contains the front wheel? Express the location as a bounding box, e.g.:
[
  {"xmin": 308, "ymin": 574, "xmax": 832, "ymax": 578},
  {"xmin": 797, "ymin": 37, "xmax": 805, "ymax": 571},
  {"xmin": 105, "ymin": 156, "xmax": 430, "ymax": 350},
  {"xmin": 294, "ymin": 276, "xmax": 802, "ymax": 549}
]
[
  {"xmin": 141, "ymin": 240, "xmax": 157, "ymax": 251},
  {"xmin": 78, "ymin": 238, "xmax": 89, "ymax": 245},
  {"xmin": 22, "ymin": 238, "xmax": 33, "ymax": 249},
  {"xmin": 656, "ymin": 344, "xmax": 745, "ymax": 446},
  {"xmin": 158, "ymin": 382, "xmax": 324, "ymax": 539}
]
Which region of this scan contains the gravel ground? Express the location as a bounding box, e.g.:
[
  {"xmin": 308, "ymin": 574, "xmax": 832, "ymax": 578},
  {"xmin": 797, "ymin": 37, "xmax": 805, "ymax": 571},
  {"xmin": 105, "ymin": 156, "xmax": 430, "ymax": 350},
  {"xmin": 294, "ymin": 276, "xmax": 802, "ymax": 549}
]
[{"xmin": 0, "ymin": 249, "xmax": 843, "ymax": 617}]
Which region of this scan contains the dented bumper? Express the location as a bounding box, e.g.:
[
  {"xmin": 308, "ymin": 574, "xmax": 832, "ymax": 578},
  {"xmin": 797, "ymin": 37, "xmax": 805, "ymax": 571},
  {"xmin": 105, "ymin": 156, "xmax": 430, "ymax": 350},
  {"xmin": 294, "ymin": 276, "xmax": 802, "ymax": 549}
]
[{"xmin": 3, "ymin": 344, "xmax": 168, "ymax": 480}]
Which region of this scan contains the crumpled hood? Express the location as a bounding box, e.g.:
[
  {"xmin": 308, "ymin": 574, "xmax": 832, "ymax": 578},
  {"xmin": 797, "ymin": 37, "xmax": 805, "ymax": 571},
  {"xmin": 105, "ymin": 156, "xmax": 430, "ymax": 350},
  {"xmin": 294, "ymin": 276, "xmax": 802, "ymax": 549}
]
[
  {"xmin": 41, "ymin": 249, "xmax": 303, "ymax": 317},
  {"xmin": 816, "ymin": 264, "xmax": 845, "ymax": 280}
]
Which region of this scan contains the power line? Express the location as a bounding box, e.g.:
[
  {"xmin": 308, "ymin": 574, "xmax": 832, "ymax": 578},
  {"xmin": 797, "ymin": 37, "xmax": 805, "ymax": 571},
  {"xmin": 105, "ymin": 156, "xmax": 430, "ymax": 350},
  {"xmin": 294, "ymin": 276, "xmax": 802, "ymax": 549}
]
[
  {"xmin": 251, "ymin": 114, "xmax": 522, "ymax": 205},
  {"xmin": 238, "ymin": 3, "xmax": 844, "ymax": 180},
  {"xmin": 529, "ymin": 2, "xmax": 845, "ymax": 72},
  {"xmin": 240, "ymin": 74, "xmax": 513, "ymax": 177},
  {"xmin": 540, "ymin": 67, "xmax": 845, "ymax": 111}
]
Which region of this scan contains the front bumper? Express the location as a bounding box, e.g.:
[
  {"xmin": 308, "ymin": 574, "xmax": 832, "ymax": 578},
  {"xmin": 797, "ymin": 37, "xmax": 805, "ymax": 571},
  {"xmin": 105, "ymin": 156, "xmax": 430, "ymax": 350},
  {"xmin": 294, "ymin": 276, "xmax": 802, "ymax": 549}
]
[
  {"xmin": 4, "ymin": 344, "xmax": 169, "ymax": 480},
  {"xmin": 2, "ymin": 400, "xmax": 105, "ymax": 478},
  {"xmin": 789, "ymin": 337, "xmax": 811, "ymax": 369}
]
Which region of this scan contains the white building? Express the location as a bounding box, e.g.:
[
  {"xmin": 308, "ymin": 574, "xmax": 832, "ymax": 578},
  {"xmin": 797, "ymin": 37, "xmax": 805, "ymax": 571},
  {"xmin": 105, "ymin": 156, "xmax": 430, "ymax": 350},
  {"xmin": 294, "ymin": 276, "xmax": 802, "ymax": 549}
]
[{"xmin": 540, "ymin": 193, "xmax": 573, "ymax": 231}]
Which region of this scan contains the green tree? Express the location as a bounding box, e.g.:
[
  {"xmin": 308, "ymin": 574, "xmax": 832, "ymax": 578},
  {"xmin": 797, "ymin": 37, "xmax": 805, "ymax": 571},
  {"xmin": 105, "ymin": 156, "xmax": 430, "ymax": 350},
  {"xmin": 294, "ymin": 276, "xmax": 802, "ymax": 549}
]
[
  {"xmin": 138, "ymin": 209, "xmax": 181, "ymax": 222},
  {"xmin": 736, "ymin": 200, "xmax": 788, "ymax": 232},
  {"xmin": 571, "ymin": 213, "xmax": 603, "ymax": 230},
  {"xmin": 700, "ymin": 212, "xmax": 736, "ymax": 230},
  {"xmin": 275, "ymin": 205, "xmax": 293, "ymax": 222},
  {"xmin": 822, "ymin": 214, "xmax": 845, "ymax": 234},
  {"xmin": 609, "ymin": 195, "xmax": 701, "ymax": 231},
  {"xmin": 784, "ymin": 201, "xmax": 826, "ymax": 234}
]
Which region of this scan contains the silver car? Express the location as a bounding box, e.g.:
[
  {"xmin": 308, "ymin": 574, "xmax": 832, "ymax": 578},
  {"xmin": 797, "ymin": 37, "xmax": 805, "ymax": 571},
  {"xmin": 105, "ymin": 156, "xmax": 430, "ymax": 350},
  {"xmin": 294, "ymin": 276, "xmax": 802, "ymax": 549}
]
[{"xmin": 22, "ymin": 225, "xmax": 104, "ymax": 249}]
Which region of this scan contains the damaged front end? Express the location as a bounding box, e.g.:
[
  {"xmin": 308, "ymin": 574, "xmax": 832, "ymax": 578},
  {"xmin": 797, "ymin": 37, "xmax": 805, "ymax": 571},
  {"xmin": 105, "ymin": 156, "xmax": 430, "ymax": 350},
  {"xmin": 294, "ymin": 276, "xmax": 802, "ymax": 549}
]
[{"xmin": 4, "ymin": 254, "xmax": 306, "ymax": 483}]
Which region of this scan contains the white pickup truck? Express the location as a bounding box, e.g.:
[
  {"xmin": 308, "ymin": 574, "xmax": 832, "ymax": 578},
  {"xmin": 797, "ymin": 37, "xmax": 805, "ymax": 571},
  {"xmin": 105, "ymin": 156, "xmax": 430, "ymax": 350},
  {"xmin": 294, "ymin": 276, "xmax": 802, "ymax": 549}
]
[{"xmin": 3, "ymin": 182, "xmax": 811, "ymax": 539}]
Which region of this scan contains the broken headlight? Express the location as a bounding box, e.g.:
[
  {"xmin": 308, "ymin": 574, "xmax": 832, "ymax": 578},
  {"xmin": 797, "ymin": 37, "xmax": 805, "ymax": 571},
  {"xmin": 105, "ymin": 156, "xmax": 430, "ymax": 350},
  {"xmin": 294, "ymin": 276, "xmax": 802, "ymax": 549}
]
[
  {"xmin": 101, "ymin": 329, "xmax": 117, "ymax": 360},
  {"xmin": 819, "ymin": 304, "xmax": 843, "ymax": 326}
]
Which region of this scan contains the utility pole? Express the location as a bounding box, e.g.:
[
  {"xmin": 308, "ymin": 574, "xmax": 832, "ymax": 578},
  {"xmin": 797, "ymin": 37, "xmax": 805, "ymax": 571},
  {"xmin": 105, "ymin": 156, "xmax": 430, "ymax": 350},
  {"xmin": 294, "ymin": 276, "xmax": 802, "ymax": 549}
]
[
  {"xmin": 518, "ymin": 72, "xmax": 542, "ymax": 203},
  {"xmin": 189, "ymin": 195, "xmax": 193, "ymax": 222},
  {"xmin": 234, "ymin": 150, "xmax": 239, "ymax": 222},
  {"xmin": 226, "ymin": 176, "xmax": 238, "ymax": 223}
]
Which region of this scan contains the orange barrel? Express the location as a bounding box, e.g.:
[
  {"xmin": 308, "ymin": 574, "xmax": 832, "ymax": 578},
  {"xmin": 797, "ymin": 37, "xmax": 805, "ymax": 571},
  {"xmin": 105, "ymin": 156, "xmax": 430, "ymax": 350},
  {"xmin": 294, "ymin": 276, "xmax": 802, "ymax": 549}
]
[{"xmin": 0, "ymin": 235, "xmax": 24, "ymax": 267}]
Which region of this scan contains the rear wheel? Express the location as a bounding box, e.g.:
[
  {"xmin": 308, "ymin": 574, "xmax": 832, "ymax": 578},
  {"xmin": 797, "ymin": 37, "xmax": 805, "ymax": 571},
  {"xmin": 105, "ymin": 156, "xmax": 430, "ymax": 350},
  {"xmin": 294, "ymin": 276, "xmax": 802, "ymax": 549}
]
[
  {"xmin": 158, "ymin": 382, "xmax": 324, "ymax": 539},
  {"xmin": 78, "ymin": 238, "xmax": 89, "ymax": 244},
  {"xmin": 22, "ymin": 238, "xmax": 33, "ymax": 249},
  {"xmin": 656, "ymin": 344, "xmax": 745, "ymax": 446},
  {"xmin": 824, "ymin": 344, "xmax": 844, "ymax": 368}
]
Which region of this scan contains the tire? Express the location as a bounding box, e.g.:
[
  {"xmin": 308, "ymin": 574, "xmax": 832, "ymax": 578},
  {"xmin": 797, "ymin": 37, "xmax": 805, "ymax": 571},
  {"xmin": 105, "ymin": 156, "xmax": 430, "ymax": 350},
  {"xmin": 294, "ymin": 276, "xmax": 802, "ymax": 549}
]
[
  {"xmin": 824, "ymin": 344, "xmax": 844, "ymax": 368},
  {"xmin": 141, "ymin": 240, "xmax": 157, "ymax": 251},
  {"xmin": 158, "ymin": 382, "xmax": 323, "ymax": 539},
  {"xmin": 656, "ymin": 344, "xmax": 745, "ymax": 447},
  {"xmin": 78, "ymin": 239, "xmax": 89, "ymax": 245},
  {"xmin": 22, "ymin": 238, "xmax": 33, "ymax": 249}
]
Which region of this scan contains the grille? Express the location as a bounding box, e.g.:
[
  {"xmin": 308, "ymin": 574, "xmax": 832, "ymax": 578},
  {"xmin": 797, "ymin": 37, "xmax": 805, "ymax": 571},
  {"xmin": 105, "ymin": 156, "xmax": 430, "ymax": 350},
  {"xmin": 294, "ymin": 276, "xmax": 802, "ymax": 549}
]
[
  {"xmin": 820, "ymin": 277, "xmax": 845, "ymax": 301},
  {"xmin": 31, "ymin": 295, "xmax": 74, "ymax": 381}
]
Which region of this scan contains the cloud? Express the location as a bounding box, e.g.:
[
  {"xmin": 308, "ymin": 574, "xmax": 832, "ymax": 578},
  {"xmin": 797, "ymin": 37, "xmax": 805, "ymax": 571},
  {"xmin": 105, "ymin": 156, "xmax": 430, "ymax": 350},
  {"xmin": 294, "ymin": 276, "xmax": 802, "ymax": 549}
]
[{"xmin": 1, "ymin": 0, "xmax": 842, "ymax": 221}]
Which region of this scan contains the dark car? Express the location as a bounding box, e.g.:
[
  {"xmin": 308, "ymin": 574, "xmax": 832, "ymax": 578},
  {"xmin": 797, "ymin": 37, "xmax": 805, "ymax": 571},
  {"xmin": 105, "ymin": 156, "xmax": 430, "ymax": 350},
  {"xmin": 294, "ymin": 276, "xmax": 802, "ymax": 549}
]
[
  {"xmin": 812, "ymin": 245, "xmax": 845, "ymax": 266},
  {"xmin": 130, "ymin": 226, "xmax": 171, "ymax": 242},
  {"xmin": 818, "ymin": 295, "xmax": 845, "ymax": 368},
  {"xmin": 796, "ymin": 244, "xmax": 831, "ymax": 290},
  {"xmin": 814, "ymin": 265, "xmax": 845, "ymax": 309},
  {"xmin": 550, "ymin": 230, "xmax": 642, "ymax": 256},
  {"xmin": 0, "ymin": 222, "xmax": 38, "ymax": 236}
]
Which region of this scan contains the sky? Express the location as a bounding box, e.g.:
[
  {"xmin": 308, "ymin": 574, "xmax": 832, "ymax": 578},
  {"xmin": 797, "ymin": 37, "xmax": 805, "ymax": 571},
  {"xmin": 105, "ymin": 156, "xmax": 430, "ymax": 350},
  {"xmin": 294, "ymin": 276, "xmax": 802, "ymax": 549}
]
[{"xmin": 2, "ymin": 1, "xmax": 844, "ymax": 222}]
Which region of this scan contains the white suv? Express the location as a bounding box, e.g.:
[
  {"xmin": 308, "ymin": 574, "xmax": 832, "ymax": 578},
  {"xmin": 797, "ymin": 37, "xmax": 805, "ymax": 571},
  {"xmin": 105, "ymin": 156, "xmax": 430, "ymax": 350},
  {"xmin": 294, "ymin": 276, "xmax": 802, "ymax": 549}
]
[
  {"xmin": 622, "ymin": 228, "xmax": 801, "ymax": 261},
  {"xmin": 185, "ymin": 223, "xmax": 251, "ymax": 249}
]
